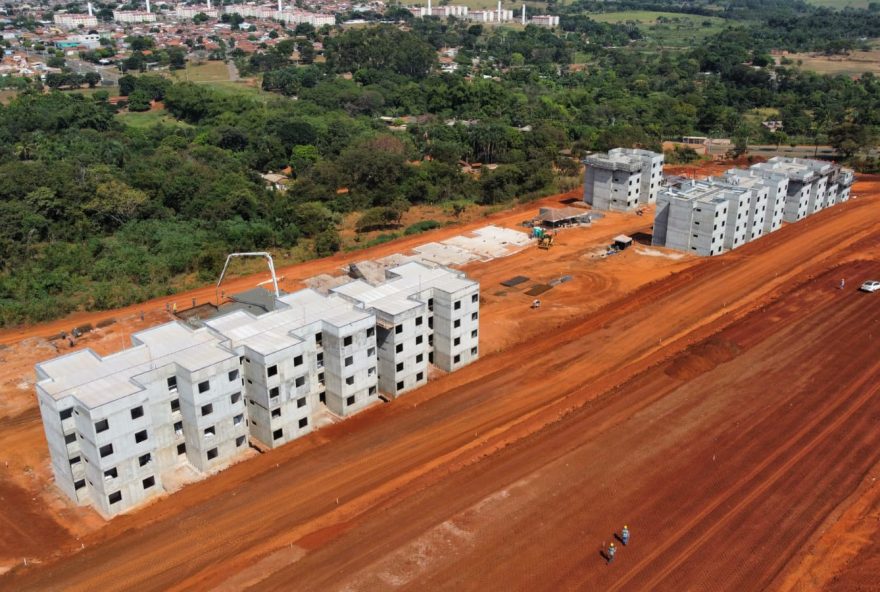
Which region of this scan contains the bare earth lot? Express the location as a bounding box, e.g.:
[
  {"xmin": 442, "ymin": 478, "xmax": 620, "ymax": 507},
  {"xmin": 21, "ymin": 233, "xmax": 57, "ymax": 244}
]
[{"xmin": 1, "ymin": 169, "xmax": 880, "ymax": 591}]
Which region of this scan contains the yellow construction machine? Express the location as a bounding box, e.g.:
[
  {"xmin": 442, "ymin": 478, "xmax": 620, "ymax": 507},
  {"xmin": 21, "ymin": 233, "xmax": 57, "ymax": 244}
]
[{"xmin": 538, "ymin": 232, "xmax": 555, "ymax": 249}]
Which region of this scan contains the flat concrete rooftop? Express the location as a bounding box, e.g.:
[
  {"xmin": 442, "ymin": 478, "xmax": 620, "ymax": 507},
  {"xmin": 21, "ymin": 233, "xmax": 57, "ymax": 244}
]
[{"xmin": 37, "ymin": 323, "xmax": 233, "ymax": 408}]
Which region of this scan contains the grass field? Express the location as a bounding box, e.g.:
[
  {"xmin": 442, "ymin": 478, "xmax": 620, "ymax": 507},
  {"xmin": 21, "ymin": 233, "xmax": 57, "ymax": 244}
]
[
  {"xmin": 116, "ymin": 108, "xmax": 191, "ymax": 129},
  {"xmin": 805, "ymin": 0, "xmax": 870, "ymax": 8},
  {"xmin": 589, "ymin": 11, "xmax": 727, "ymax": 48},
  {"xmin": 780, "ymin": 47, "xmax": 880, "ymax": 76},
  {"xmin": 169, "ymin": 61, "xmax": 230, "ymax": 83}
]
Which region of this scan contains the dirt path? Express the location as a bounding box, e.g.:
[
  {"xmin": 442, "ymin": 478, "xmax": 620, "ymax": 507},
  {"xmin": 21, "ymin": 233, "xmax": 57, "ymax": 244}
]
[{"xmin": 2, "ymin": 182, "xmax": 879, "ymax": 590}]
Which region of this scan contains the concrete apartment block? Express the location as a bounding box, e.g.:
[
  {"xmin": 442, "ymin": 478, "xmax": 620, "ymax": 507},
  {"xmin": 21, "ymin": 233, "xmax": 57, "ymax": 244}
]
[
  {"xmin": 718, "ymin": 185, "xmax": 752, "ymax": 251},
  {"xmin": 836, "ymin": 168, "xmax": 855, "ymax": 202},
  {"xmin": 720, "ymin": 169, "xmax": 778, "ymax": 240},
  {"xmin": 711, "ymin": 176, "xmax": 769, "ymax": 243},
  {"xmin": 614, "ymin": 148, "xmax": 664, "ymax": 204},
  {"xmin": 320, "ymin": 314, "xmax": 379, "ymax": 416},
  {"xmin": 751, "ymin": 157, "xmax": 845, "ymax": 223},
  {"xmin": 583, "ymin": 148, "xmax": 664, "ymax": 211},
  {"xmin": 36, "ymin": 264, "xmax": 479, "ymax": 517},
  {"xmin": 826, "ymin": 182, "xmax": 839, "ymax": 207},
  {"xmin": 653, "ymin": 181, "xmax": 730, "ymax": 256},
  {"xmin": 728, "ymin": 168, "xmax": 789, "ymax": 235},
  {"xmin": 333, "ymin": 261, "xmax": 480, "ymax": 390},
  {"xmin": 205, "ymin": 288, "xmax": 379, "ymax": 427},
  {"xmin": 654, "ymin": 159, "xmax": 857, "ymax": 258},
  {"xmin": 35, "ymin": 323, "xmax": 242, "ymax": 517},
  {"xmin": 330, "ymin": 282, "xmax": 428, "ymax": 398}
]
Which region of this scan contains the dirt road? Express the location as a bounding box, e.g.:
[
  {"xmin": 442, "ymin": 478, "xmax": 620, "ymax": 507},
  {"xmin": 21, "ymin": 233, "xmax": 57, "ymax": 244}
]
[{"xmin": 2, "ymin": 178, "xmax": 879, "ymax": 590}]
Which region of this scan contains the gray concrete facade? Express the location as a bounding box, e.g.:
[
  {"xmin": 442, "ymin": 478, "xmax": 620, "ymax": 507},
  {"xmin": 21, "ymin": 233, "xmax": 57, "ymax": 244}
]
[
  {"xmin": 654, "ymin": 158, "xmax": 856, "ymax": 257},
  {"xmin": 653, "ymin": 181, "xmax": 730, "ymax": 256},
  {"xmin": 332, "ymin": 261, "xmax": 480, "ymax": 393},
  {"xmin": 36, "ymin": 261, "xmax": 479, "ymax": 518},
  {"xmin": 583, "ymin": 148, "xmax": 664, "ymax": 211}
]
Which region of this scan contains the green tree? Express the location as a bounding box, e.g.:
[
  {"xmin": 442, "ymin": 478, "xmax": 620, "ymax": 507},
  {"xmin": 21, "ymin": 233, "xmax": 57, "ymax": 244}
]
[
  {"xmin": 127, "ymin": 89, "xmax": 152, "ymax": 112},
  {"xmin": 314, "ymin": 228, "xmax": 341, "ymax": 256}
]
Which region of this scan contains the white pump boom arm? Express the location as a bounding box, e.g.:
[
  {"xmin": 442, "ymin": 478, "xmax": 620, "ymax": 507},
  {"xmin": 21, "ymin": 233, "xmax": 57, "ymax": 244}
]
[{"xmin": 216, "ymin": 252, "xmax": 279, "ymax": 299}]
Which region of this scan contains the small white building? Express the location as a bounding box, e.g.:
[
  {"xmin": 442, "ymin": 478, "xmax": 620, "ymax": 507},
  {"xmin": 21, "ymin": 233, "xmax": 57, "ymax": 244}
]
[
  {"xmin": 113, "ymin": 10, "xmax": 158, "ymax": 24},
  {"xmin": 53, "ymin": 13, "xmax": 99, "ymax": 29},
  {"xmin": 529, "ymin": 15, "xmax": 559, "ymax": 27},
  {"xmin": 175, "ymin": 5, "xmax": 220, "ymax": 19}
]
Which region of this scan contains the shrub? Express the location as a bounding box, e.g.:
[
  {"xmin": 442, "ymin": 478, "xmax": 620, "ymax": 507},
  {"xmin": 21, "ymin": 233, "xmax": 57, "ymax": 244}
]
[{"xmin": 404, "ymin": 220, "xmax": 441, "ymax": 235}]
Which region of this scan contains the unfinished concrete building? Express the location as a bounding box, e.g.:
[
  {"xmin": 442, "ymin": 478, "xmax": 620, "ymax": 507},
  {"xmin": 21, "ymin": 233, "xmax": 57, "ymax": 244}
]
[
  {"xmin": 750, "ymin": 157, "xmax": 841, "ymax": 222},
  {"xmin": 332, "ymin": 262, "xmax": 480, "ymax": 398},
  {"xmin": 204, "ymin": 288, "xmax": 379, "ymax": 440},
  {"xmin": 583, "ymin": 148, "xmax": 664, "ymax": 211},
  {"xmin": 722, "ymin": 168, "xmax": 788, "ymax": 235},
  {"xmin": 36, "ymin": 261, "xmax": 479, "ymax": 517},
  {"xmin": 653, "ymin": 181, "xmax": 735, "ymax": 256},
  {"xmin": 35, "ymin": 323, "xmax": 249, "ymax": 517},
  {"xmin": 655, "ymin": 158, "xmax": 856, "ymax": 257}
]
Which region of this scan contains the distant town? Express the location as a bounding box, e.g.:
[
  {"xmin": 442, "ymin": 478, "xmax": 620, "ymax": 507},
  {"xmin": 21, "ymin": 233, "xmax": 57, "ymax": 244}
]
[{"xmin": 1, "ymin": 0, "xmax": 560, "ymax": 85}]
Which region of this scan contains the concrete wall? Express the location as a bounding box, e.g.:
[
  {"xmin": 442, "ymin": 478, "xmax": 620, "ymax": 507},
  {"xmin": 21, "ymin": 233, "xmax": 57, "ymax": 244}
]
[
  {"xmin": 586, "ymin": 168, "xmax": 642, "ymax": 211},
  {"xmin": 241, "ymin": 340, "xmax": 315, "ymax": 448},
  {"xmin": 806, "ymin": 175, "xmax": 828, "ymax": 215},
  {"xmin": 783, "ymin": 181, "xmax": 811, "ymax": 223},
  {"xmin": 722, "ymin": 190, "xmax": 750, "ymax": 251},
  {"xmin": 176, "ymin": 356, "xmax": 248, "ymax": 474},
  {"xmin": 433, "ymin": 286, "xmax": 480, "ymax": 372},
  {"xmin": 746, "ymin": 184, "xmax": 769, "ymax": 241},
  {"xmin": 661, "ymin": 196, "xmax": 726, "ymax": 256},
  {"xmin": 764, "ymin": 176, "xmax": 788, "ymax": 234},
  {"xmin": 375, "ymin": 307, "xmax": 429, "ymax": 398},
  {"xmin": 652, "ymin": 191, "xmax": 671, "ymax": 247},
  {"xmin": 322, "ymin": 317, "xmax": 379, "ymax": 416}
]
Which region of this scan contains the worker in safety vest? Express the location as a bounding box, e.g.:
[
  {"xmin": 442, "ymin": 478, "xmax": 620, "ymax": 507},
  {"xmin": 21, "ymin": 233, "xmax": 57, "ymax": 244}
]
[
  {"xmin": 607, "ymin": 542, "xmax": 616, "ymax": 563},
  {"xmin": 621, "ymin": 525, "xmax": 630, "ymax": 546}
]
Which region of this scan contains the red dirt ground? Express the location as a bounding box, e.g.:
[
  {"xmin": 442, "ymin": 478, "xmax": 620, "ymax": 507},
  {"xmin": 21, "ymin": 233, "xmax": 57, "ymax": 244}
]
[{"xmin": 1, "ymin": 170, "xmax": 880, "ymax": 590}]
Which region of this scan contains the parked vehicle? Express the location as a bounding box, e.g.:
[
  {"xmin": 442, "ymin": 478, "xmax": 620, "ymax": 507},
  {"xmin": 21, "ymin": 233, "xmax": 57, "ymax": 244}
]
[{"xmin": 859, "ymin": 280, "xmax": 880, "ymax": 293}]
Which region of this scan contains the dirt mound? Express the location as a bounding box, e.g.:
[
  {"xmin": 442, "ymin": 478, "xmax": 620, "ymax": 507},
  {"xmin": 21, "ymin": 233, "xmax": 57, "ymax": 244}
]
[{"xmin": 664, "ymin": 336, "xmax": 741, "ymax": 381}]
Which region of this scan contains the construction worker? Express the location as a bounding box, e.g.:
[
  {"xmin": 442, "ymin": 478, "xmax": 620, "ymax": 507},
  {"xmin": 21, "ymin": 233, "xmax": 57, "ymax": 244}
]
[
  {"xmin": 607, "ymin": 542, "xmax": 616, "ymax": 563},
  {"xmin": 839, "ymin": 278, "xmax": 846, "ymax": 290},
  {"xmin": 621, "ymin": 525, "xmax": 630, "ymax": 546}
]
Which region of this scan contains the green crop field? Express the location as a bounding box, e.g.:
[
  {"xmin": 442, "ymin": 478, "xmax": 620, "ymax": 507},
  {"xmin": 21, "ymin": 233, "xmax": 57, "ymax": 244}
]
[{"xmin": 589, "ymin": 11, "xmax": 728, "ymax": 48}]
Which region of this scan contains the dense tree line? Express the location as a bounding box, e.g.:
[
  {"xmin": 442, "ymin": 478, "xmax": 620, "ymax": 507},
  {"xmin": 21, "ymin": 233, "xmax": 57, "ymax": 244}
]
[{"xmin": 2, "ymin": 1, "xmax": 879, "ymax": 326}]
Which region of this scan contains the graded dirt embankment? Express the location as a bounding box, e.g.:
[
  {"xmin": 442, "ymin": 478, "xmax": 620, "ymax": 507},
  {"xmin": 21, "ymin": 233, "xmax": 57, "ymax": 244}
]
[{"xmin": 1, "ymin": 173, "xmax": 879, "ymax": 591}]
